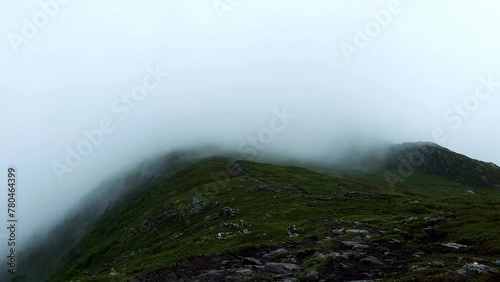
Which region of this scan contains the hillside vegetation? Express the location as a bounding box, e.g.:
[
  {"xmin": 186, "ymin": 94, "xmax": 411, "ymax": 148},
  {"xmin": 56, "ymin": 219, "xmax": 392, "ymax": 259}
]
[{"xmin": 16, "ymin": 144, "xmax": 500, "ymax": 281}]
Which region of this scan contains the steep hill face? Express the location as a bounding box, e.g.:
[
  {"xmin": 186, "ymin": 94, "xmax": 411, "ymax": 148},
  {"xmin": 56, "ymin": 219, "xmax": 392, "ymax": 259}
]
[
  {"xmin": 383, "ymin": 142, "xmax": 500, "ymax": 189},
  {"xmin": 14, "ymin": 144, "xmax": 500, "ymax": 282}
]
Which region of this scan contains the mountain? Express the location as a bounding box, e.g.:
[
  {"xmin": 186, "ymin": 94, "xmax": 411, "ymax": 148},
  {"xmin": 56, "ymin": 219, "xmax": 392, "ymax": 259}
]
[{"xmin": 14, "ymin": 143, "xmax": 500, "ymax": 281}]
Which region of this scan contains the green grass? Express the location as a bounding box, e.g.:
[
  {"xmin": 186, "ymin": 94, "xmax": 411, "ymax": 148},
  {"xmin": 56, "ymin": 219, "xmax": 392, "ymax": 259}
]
[{"xmin": 38, "ymin": 157, "xmax": 500, "ymax": 281}]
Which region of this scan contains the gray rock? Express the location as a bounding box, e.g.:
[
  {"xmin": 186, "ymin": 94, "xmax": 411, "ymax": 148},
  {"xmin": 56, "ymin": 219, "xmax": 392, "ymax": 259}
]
[
  {"xmin": 216, "ymin": 232, "xmax": 231, "ymax": 240},
  {"xmin": 442, "ymin": 243, "xmax": 468, "ymax": 250},
  {"xmin": 339, "ymin": 263, "xmax": 351, "ymax": 269},
  {"xmin": 495, "ymin": 259, "xmax": 500, "ymax": 266},
  {"xmin": 464, "ymin": 262, "xmax": 499, "ymax": 274},
  {"xmin": 346, "ymin": 229, "xmax": 370, "ymax": 234},
  {"xmin": 422, "ymin": 226, "xmax": 434, "ymax": 233},
  {"xmin": 341, "ymin": 241, "xmax": 370, "ymax": 249},
  {"xmin": 389, "ymin": 239, "xmax": 402, "ymax": 245},
  {"xmin": 342, "ymin": 192, "xmax": 362, "ymax": 200},
  {"xmin": 264, "ymin": 248, "xmax": 290, "ymax": 259},
  {"xmin": 169, "ymin": 231, "xmax": 183, "ymax": 240},
  {"xmin": 424, "ymin": 216, "xmax": 446, "ymax": 224},
  {"xmin": 262, "ymin": 262, "xmax": 300, "ymax": 274},
  {"xmin": 288, "ymin": 225, "xmax": 299, "ymax": 238},
  {"xmin": 219, "ymin": 207, "xmax": 240, "ymax": 217},
  {"xmin": 211, "ymin": 201, "xmax": 222, "ymax": 207},
  {"xmin": 362, "ymin": 256, "xmax": 385, "ymax": 266},
  {"xmin": 320, "ymin": 251, "xmax": 363, "ymax": 260},
  {"xmin": 234, "ymin": 269, "xmax": 253, "ymax": 276},
  {"xmin": 455, "ymin": 269, "xmax": 467, "ymax": 277},
  {"xmin": 412, "ymin": 266, "xmax": 429, "ymax": 272},
  {"xmin": 303, "ymin": 270, "xmax": 320, "ymax": 281},
  {"xmin": 242, "ymin": 257, "xmax": 262, "ymax": 265},
  {"xmin": 431, "ymin": 261, "xmax": 445, "ymax": 268},
  {"xmin": 331, "ymin": 228, "xmax": 345, "ymax": 235}
]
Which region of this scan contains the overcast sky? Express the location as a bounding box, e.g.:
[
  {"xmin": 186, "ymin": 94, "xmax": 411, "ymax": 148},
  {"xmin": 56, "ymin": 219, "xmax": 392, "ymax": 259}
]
[{"xmin": 1, "ymin": 0, "xmax": 500, "ymax": 247}]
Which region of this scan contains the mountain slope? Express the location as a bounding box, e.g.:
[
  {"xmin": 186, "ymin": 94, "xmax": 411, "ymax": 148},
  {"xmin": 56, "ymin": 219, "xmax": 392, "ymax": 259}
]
[
  {"xmin": 15, "ymin": 143, "xmax": 500, "ymax": 281},
  {"xmin": 383, "ymin": 142, "xmax": 500, "ymax": 189}
]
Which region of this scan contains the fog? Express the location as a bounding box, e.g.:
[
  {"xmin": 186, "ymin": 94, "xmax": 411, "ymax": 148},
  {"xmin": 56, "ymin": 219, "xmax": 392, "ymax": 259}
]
[{"xmin": 1, "ymin": 0, "xmax": 500, "ymax": 258}]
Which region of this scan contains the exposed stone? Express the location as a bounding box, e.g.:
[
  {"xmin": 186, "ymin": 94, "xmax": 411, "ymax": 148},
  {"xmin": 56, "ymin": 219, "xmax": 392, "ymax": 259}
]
[
  {"xmin": 406, "ymin": 200, "xmax": 420, "ymax": 205},
  {"xmin": 219, "ymin": 207, "xmax": 240, "ymax": 217},
  {"xmin": 362, "ymin": 256, "xmax": 385, "ymax": 266},
  {"xmin": 303, "ymin": 270, "xmax": 320, "ymax": 281},
  {"xmin": 258, "ymin": 182, "xmax": 274, "ymax": 190},
  {"xmin": 169, "ymin": 232, "xmax": 183, "ymax": 240},
  {"xmin": 331, "ymin": 228, "xmax": 345, "ymax": 235},
  {"xmin": 216, "ymin": 232, "xmax": 231, "ymax": 240},
  {"xmin": 211, "ymin": 201, "xmax": 222, "ymax": 207},
  {"xmin": 463, "ymin": 262, "xmax": 499, "ymax": 274},
  {"xmin": 430, "ymin": 261, "xmax": 445, "ymax": 268},
  {"xmin": 455, "ymin": 269, "xmax": 467, "ymax": 277},
  {"xmin": 264, "ymin": 248, "xmax": 290, "ymax": 259},
  {"xmin": 262, "ymin": 262, "xmax": 300, "ymax": 274},
  {"xmin": 442, "ymin": 243, "xmax": 468, "ymax": 250},
  {"xmin": 389, "ymin": 239, "xmax": 402, "ymax": 245},
  {"xmin": 341, "ymin": 241, "xmax": 370, "ymax": 249},
  {"xmin": 424, "ymin": 216, "xmax": 446, "ymax": 225},
  {"xmin": 337, "ymin": 263, "xmax": 349, "ymax": 270},
  {"xmin": 242, "ymin": 257, "xmax": 262, "ymax": 266},
  {"xmin": 342, "ymin": 192, "xmax": 362, "ymax": 200},
  {"xmin": 320, "ymin": 251, "xmax": 363, "ymax": 260},
  {"xmin": 234, "ymin": 268, "xmax": 253, "ymax": 276},
  {"xmin": 346, "ymin": 229, "xmax": 370, "ymax": 234},
  {"xmin": 288, "ymin": 225, "xmax": 299, "ymax": 238},
  {"xmin": 412, "ymin": 266, "xmax": 429, "ymax": 272}
]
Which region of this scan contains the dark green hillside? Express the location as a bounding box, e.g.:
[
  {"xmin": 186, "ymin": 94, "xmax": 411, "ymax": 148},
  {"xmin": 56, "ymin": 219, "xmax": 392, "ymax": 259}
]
[
  {"xmin": 39, "ymin": 150, "xmax": 500, "ymax": 281},
  {"xmin": 385, "ymin": 142, "xmax": 500, "ymax": 189}
]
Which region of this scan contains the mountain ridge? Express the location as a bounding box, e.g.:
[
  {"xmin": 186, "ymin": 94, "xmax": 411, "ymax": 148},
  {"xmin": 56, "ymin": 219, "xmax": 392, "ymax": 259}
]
[{"xmin": 13, "ymin": 142, "xmax": 500, "ymax": 281}]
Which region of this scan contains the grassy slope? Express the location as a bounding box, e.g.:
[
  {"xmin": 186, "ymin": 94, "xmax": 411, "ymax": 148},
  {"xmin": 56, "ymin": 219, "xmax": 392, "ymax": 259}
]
[{"xmin": 49, "ymin": 158, "xmax": 500, "ymax": 281}]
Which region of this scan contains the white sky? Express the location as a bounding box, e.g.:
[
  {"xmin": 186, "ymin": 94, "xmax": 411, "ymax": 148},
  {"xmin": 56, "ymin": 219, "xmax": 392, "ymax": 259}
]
[{"xmin": 1, "ymin": 0, "xmax": 500, "ymax": 246}]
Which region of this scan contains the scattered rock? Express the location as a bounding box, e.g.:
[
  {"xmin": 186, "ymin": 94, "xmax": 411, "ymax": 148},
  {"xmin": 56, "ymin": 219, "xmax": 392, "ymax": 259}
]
[
  {"xmin": 234, "ymin": 268, "xmax": 253, "ymax": 276},
  {"xmin": 240, "ymin": 229, "xmax": 251, "ymax": 234},
  {"xmin": 346, "ymin": 229, "xmax": 370, "ymax": 235},
  {"xmin": 412, "ymin": 266, "xmax": 429, "ymax": 272},
  {"xmin": 169, "ymin": 232, "xmax": 183, "ymax": 240},
  {"xmin": 362, "ymin": 256, "xmax": 385, "ymax": 266},
  {"xmin": 216, "ymin": 232, "xmax": 231, "ymax": 240},
  {"xmin": 389, "ymin": 239, "xmax": 402, "ymax": 245},
  {"xmin": 339, "ymin": 263, "xmax": 351, "ymax": 269},
  {"xmin": 406, "ymin": 200, "xmax": 420, "ymax": 205},
  {"xmin": 342, "ymin": 192, "xmax": 362, "ymax": 200},
  {"xmin": 442, "ymin": 243, "xmax": 469, "ymax": 250},
  {"xmin": 264, "ymin": 248, "xmax": 290, "ymax": 259},
  {"xmin": 424, "ymin": 216, "xmax": 447, "ymax": 225},
  {"xmin": 303, "ymin": 270, "xmax": 320, "ymax": 281},
  {"xmin": 332, "ymin": 228, "xmax": 345, "ymax": 235},
  {"xmin": 219, "ymin": 207, "xmax": 240, "ymax": 217},
  {"xmin": 430, "ymin": 261, "xmax": 445, "ymax": 268},
  {"xmin": 319, "ymin": 251, "xmax": 363, "ymax": 260},
  {"xmin": 258, "ymin": 182, "xmax": 274, "ymax": 190},
  {"xmin": 262, "ymin": 262, "xmax": 300, "ymax": 274},
  {"xmin": 463, "ymin": 262, "xmax": 499, "ymax": 274},
  {"xmin": 242, "ymin": 257, "xmax": 262, "ymax": 266},
  {"xmin": 341, "ymin": 241, "xmax": 370, "ymax": 249},
  {"xmin": 455, "ymin": 269, "xmax": 467, "ymax": 277},
  {"xmin": 288, "ymin": 225, "xmax": 299, "ymax": 238}
]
